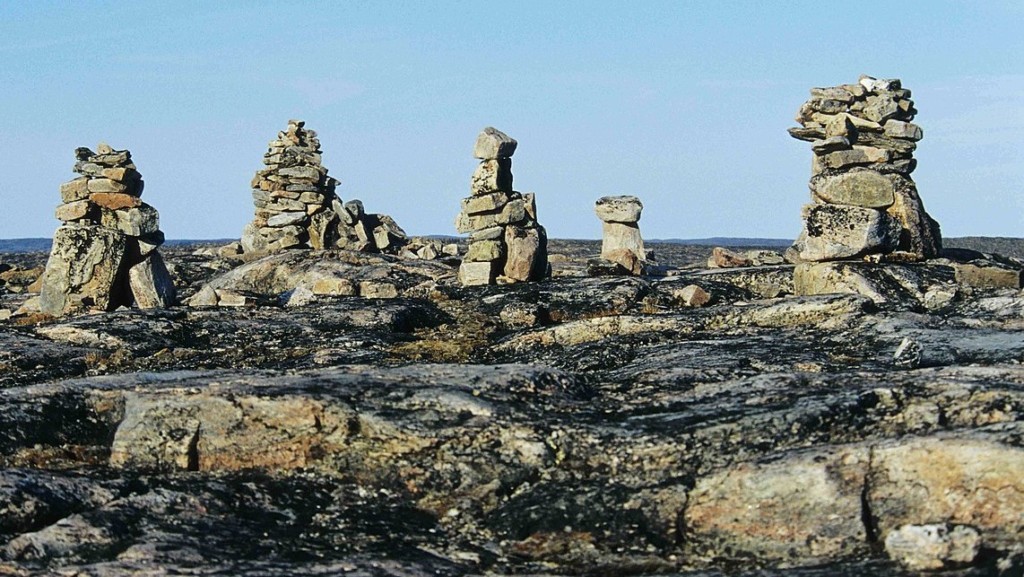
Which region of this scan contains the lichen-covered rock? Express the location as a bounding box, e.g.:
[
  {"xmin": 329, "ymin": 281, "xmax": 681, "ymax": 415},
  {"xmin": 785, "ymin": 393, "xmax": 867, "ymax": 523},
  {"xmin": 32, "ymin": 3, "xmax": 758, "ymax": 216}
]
[{"xmin": 39, "ymin": 226, "xmax": 127, "ymax": 316}]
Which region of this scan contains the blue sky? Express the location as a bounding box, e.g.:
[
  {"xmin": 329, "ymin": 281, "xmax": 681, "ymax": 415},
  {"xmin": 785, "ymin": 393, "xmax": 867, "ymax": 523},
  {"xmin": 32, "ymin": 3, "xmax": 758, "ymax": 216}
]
[{"xmin": 1, "ymin": 1, "xmax": 1022, "ymax": 240}]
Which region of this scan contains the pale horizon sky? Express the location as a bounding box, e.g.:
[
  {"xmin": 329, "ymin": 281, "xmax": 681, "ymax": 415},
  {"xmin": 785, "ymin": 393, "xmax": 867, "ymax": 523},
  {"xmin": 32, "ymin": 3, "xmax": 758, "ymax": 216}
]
[{"xmin": 1, "ymin": 1, "xmax": 1022, "ymax": 241}]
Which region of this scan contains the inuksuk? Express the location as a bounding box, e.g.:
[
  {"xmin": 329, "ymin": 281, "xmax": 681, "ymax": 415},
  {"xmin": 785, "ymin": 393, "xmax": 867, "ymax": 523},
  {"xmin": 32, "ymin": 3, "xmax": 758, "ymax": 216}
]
[
  {"xmin": 39, "ymin": 143, "xmax": 175, "ymax": 316},
  {"xmin": 787, "ymin": 75, "xmax": 940, "ymax": 262},
  {"xmin": 455, "ymin": 127, "xmax": 548, "ymax": 286},
  {"xmin": 594, "ymin": 195, "xmax": 646, "ymax": 275},
  {"xmin": 241, "ymin": 120, "xmax": 410, "ymax": 256}
]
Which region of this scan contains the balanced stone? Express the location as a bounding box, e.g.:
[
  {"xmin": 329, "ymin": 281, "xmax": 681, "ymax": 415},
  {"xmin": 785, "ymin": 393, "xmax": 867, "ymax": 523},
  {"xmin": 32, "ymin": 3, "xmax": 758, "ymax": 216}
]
[
  {"xmin": 595, "ymin": 196, "xmax": 646, "ymax": 275},
  {"xmin": 473, "ymin": 127, "xmax": 518, "ymax": 160},
  {"xmin": 595, "ymin": 196, "xmax": 643, "ymax": 224}
]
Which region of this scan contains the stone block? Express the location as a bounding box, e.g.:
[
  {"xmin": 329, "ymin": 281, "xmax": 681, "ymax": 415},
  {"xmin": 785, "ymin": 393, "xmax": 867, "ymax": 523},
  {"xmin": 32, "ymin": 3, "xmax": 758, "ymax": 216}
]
[
  {"xmin": 470, "ymin": 158, "xmax": 513, "ymax": 196},
  {"xmin": 601, "ymin": 222, "xmax": 645, "ymax": 260},
  {"xmin": 810, "ymin": 169, "xmax": 895, "ymax": 208},
  {"xmin": 465, "ymin": 239, "xmax": 504, "ymax": 262},
  {"xmin": 307, "ymin": 209, "xmax": 338, "ymax": 250},
  {"xmin": 278, "ymin": 166, "xmax": 322, "ymax": 181},
  {"xmin": 267, "ymin": 211, "xmax": 308, "ymax": 228},
  {"xmin": 595, "ymin": 196, "xmax": 643, "ymax": 223},
  {"xmin": 59, "ymin": 177, "xmax": 91, "ymax": 203},
  {"xmin": 128, "ymin": 251, "xmax": 176, "ymax": 309},
  {"xmin": 100, "ymin": 204, "xmax": 161, "ymax": 237},
  {"xmin": 883, "ymin": 119, "xmax": 923, "ymax": 141},
  {"xmin": 473, "ymin": 127, "xmax": 517, "ymax": 159},
  {"xmin": 822, "ymin": 146, "xmax": 890, "ymax": 169},
  {"xmin": 459, "ymin": 260, "xmax": 498, "ymax": 286},
  {"xmin": 504, "ymin": 225, "xmax": 546, "ymax": 282},
  {"xmin": 497, "ymin": 198, "xmax": 527, "ymax": 225},
  {"xmin": 39, "ymin": 225, "xmax": 127, "ymax": 316},
  {"xmin": 89, "ymin": 192, "xmax": 143, "ymax": 210},
  {"xmin": 86, "ymin": 178, "xmax": 128, "ymax": 194},
  {"xmin": 55, "ymin": 200, "xmax": 94, "ymax": 223},
  {"xmin": 462, "ymin": 191, "xmax": 509, "ymax": 215},
  {"xmin": 100, "ymin": 166, "xmax": 141, "ymax": 183},
  {"xmin": 799, "ymin": 204, "xmax": 901, "ymax": 261}
]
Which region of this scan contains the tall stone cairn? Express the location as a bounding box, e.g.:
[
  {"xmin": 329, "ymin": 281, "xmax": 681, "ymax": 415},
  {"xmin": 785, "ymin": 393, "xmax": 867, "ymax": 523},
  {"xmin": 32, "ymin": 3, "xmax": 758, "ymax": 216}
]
[
  {"xmin": 242, "ymin": 120, "xmax": 340, "ymax": 253},
  {"xmin": 455, "ymin": 127, "xmax": 549, "ymax": 286},
  {"xmin": 40, "ymin": 143, "xmax": 175, "ymax": 316},
  {"xmin": 788, "ymin": 75, "xmax": 941, "ymax": 262},
  {"xmin": 241, "ymin": 119, "xmax": 409, "ymax": 255}
]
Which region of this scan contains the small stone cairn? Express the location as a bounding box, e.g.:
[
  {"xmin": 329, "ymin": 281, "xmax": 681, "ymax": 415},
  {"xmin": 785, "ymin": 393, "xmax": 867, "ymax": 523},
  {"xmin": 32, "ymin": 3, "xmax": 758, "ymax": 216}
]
[
  {"xmin": 242, "ymin": 120, "xmax": 409, "ymax": 255},
  {"xmin": 39, "ymin": 143, "xmax": 175, "ymax": 316},
  {"xmin": 788, "ymin": 75, "xmax": 941, "ymax": 262},
  {"xmin": 455, "ymin": 127, "xmax": 548, "ymax": 286},
  {"xmin": 594, "ymin": 195, "xmax": 646, "ymax": 275}
]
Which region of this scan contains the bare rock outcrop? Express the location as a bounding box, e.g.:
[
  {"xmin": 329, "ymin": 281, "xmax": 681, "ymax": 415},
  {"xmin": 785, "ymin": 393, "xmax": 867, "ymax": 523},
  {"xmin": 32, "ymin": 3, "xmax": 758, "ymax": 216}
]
[
  {"xmin": 455, "ymin": 127, "xmax": 549, "ymax": 286},
  {"xmin": 39, "ymin": 144, "xmax": 175, "ymax": 316},
  {"xmin": 789, "ymin": 76, "xmax": 941, "ymax": 262}
]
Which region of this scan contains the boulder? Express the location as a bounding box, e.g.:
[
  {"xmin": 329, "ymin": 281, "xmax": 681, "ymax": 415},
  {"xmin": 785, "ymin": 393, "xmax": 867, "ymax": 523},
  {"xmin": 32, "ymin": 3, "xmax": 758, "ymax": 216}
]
[
  {"xmin": 799, "ymin": 204, "xmax": 901, "ymax": 261},
  {"xmin": 39, "ymin": 225, "xmax": 127, "ymax": 316}
]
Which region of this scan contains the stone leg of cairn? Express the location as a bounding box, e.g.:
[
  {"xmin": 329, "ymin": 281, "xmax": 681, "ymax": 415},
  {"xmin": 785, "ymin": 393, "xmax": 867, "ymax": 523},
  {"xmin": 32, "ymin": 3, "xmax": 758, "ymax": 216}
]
[
  {"xmin": 594, "ymin": 195, "xmax": 645, "ymax": 275},
  {"xmin": 40, "ymin": 143, "xmax": 175, "ymax": 316},
  {"xmin": 242, "ymin": 120, "xmax": 410, "ymax": 256},
  {"xmin": 787, "ymin": 75, "xmax": 940, "ymax": 263},
  {"xmin": 455, "ymin": 127, "xmax": 548, "ymax": 286}
]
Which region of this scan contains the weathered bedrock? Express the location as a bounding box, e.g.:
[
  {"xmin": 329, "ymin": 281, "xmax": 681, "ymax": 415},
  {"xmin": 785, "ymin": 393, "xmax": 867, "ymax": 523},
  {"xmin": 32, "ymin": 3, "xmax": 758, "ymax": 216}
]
[{"xmin": 1, "ymin": 239, "xmax": 1023, "ymax": 576}]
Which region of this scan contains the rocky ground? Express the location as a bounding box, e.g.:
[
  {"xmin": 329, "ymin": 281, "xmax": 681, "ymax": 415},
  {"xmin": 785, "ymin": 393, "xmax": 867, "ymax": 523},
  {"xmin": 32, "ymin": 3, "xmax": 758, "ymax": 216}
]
[{"xmin": 0, "ymin": 238, "xmax": 1022, "ymax": 576}]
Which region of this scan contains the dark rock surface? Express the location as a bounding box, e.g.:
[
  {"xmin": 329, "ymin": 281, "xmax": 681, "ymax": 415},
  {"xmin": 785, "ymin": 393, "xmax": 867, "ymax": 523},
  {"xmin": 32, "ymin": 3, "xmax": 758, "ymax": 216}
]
[{"xmin": 1, "ymin": 239, "xmax": 1023, "ymax": 576}]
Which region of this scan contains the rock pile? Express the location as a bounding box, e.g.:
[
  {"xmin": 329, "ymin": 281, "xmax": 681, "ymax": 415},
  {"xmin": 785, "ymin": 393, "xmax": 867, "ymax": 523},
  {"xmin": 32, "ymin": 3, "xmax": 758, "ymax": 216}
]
[
  {"xmin": 788, "ymin": 75, "xmax": 941, "ymax": 262},
  {"xmin": 595, "ymin": 195, "xmax": 646, "ymax": 275},
  {"xmin": 242, "ymin": 120, "xmax": 340, "ymax": 253},
  {"xmin": 39, "ymin": 143, "xmax": 175, "ymax": 316},
  {"xmin": 455, "ymin": 127, "xmax": 548, "ymax": 285},
  {"xmin": 241, "ymin": 120, "xmax": 411, "ymax": 256}
]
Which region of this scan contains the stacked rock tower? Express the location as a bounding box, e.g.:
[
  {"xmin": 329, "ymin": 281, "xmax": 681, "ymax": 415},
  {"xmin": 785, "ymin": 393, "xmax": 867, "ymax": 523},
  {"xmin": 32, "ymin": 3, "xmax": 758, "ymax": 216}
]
[
  {"xmin": 595, "ymin": 195, "xmax": 646, "ymax": 275},
  {"xmin": 242, "ymin": 120, "xmax": 340, "ymax": 253},
  {"xmin": 455, "ymin": 127, "xmax": 548, "ymax": 286},
  {"xmin": 241, "ymin": 119, "xmax": 409, "ymax": 255},
  {"xmin": 40, "ymin": 144, "xmax": 175, "ymax": 316},
  {"xmin": 788, "ymin": 75, "xmax": 941, "ymax": 262}
]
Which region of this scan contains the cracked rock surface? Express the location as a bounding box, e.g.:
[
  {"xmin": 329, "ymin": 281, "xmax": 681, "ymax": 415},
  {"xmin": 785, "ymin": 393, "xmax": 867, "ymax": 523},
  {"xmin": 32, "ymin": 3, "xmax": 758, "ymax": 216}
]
[{"xmin": 1, "ymin": 239, "xmax": 1023, "ymax": 576}]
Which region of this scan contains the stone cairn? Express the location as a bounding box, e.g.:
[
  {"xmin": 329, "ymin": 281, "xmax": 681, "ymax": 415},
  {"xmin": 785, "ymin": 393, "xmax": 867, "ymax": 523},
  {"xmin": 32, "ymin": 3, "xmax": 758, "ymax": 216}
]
[
  {"xmin": 242, "ymin": 120, "xmax": 408, "ymax": 255},
  {"xmin": 788, "ymin": 75, "xmax": 940, "ymax": 262},
  {"xmin": 455, "ymin": 127, "xmax": 548, "ymax": 286},
  {"xmin": 40, "ymin": 144, "xmax": 175, "ymax": 316},
  {"xmin": 594, "ymin": 195, "xmax": 646, "ymax": 275}
]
